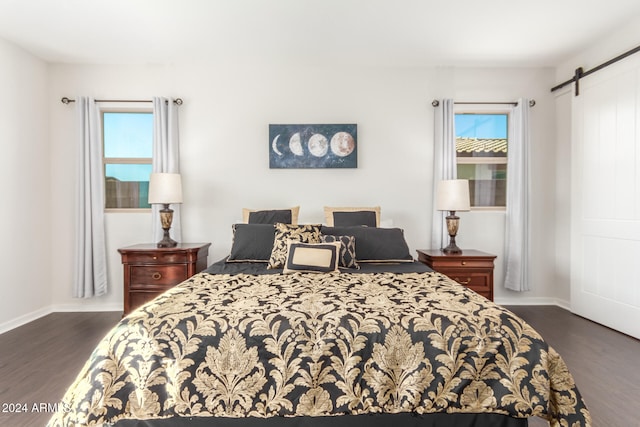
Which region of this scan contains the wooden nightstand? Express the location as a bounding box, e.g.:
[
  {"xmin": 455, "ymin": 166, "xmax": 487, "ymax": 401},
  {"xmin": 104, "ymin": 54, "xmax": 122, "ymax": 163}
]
[
  {"xmin": 118, "ymin": 243, "xmax": 211, "ymax": 315},
  {"xmin": 416, "ymin": 249, "xmax": 497, "ymax": 301}
]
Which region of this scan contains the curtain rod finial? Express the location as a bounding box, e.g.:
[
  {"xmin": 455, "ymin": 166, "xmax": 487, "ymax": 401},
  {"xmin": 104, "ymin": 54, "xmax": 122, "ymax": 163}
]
[
  {"xmin": 61, "ymin": 97, "xmax": 72, "ymax": 104},
  {"xmin": 432, "ymin": 100, "xmax": 440, "ymax": 107}
]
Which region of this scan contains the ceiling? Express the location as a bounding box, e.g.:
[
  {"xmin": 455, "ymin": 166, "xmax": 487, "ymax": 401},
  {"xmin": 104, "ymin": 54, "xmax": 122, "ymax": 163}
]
[{"xmin": 1, "ymin": 0, "xmax": 640, "ymax": 67}]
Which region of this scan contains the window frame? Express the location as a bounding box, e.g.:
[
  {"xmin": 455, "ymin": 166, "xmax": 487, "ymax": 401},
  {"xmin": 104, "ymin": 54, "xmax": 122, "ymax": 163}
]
[
  {"xmin": 454, "ymin": 104, "xmax": 511, "ymax": 211},
  {"xmin": 101, "ymin": 104, "xmax": 154, "ymax": 213}
]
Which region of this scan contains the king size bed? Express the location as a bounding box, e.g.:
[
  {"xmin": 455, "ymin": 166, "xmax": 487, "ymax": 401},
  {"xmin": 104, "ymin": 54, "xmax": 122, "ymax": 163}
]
[{"xmin": 48, "ymin": 219, "xmax": 591, "ymax": 427}]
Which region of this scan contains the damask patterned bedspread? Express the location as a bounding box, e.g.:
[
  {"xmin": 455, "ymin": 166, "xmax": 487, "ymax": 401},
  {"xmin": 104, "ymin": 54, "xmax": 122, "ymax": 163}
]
[{"xmin": 49, "ymin": 271, "xmax": 591, "ymax": 427}]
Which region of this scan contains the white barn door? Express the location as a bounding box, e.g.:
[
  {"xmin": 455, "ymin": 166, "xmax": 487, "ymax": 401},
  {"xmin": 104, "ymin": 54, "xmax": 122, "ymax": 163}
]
[{"xmin": 571, "ymin": 55, "xmax": 640, "ymax": 339}]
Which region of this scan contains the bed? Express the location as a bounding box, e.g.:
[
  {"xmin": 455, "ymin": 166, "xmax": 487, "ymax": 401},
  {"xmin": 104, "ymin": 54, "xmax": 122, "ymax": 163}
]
[{"xmin": 48, "ymin": 221, "xmax": 591, "ymax": 427}]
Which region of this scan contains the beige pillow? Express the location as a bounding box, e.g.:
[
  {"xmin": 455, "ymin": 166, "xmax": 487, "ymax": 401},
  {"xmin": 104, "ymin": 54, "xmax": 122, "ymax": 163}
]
[
  {"xmin": 323, "ymin": 206, "xmax": 381, "ymax": 227},
  {"xmin": 283, "ymin": 241, "xmax": 341, "ymax": 274}
]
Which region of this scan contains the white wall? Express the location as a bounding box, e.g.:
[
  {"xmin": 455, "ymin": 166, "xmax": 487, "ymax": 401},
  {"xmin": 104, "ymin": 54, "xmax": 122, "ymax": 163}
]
[
  {"xmin": 47, "ymin": 62, "xmax": 558, "ymax": 311},
  {"xmin": 553, "ymin": 89, "xmax": 573, "ymax": 305},
  {"xmin": 556, "ymin": 15, "xmax": 640, "ymax": 83},
  {"xmin": 436, "ymin": 67, "xmax": 560, "ymax": 304},
  {"xmin": 0, "ymin": 38, "xmax": 51, "ymax": 331}
]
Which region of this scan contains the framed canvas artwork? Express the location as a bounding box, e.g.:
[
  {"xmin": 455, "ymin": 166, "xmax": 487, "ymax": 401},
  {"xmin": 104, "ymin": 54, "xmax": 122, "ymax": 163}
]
[{"xmin": 269, "ymin": 124, "xmax": 357, "ymax": 168}]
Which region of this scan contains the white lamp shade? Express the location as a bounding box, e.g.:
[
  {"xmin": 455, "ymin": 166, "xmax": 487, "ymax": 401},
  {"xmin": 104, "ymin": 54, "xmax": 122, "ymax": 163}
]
[
  {"xmin": 436, "ymin": 179, "xmax": 470, "ymax": 211},
  {"xmin": 148, "ymin": 173, "xmax": 183, "ymax": 204}
]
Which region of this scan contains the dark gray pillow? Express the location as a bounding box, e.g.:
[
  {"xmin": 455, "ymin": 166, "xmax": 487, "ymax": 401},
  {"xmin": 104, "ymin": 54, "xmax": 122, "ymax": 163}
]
[
  {"xmin": 227, "ymin": 224, "xmax": 275, "ymax": 262},
  {"xmin": 248, "ymin": 209, "xmax": 293, "ymax": 225},
  {"xmin": 332, "ymin": 211, "xmax": 377, "ymax": 227},
  {"xmin": 321, "ymin": 226, "xmax": 413, "ymax": 263}
]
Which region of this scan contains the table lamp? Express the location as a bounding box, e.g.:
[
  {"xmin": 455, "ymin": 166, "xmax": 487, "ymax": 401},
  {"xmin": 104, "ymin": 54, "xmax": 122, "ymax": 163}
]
[
  {"xmin": 436, "ymin": 179, "xmax": 470, "ymax": 254},
  {"xmin": 148, "ymin": 173, "xmax": 183, "ymax": 248}
]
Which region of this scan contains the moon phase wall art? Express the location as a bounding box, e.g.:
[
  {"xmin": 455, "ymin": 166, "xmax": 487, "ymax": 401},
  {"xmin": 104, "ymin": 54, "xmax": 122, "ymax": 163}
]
[{"xmin": 269, "ymin": 124, "xmax": 357, "ymax": 169}]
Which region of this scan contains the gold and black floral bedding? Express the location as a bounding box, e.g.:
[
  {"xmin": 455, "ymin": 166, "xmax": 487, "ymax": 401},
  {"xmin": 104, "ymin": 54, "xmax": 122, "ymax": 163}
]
[{"xmin": 49, "ymin": 268, "xmax": 591, "ymax": 427}]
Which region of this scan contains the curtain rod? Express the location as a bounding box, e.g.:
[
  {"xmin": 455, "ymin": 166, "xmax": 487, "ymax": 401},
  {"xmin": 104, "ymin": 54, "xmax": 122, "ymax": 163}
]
[
  {"xmin": 551, "ymin": 44, "xmax": 640, "ymax": 96},
  {"xmin": 431, "ymin": 100, "xmax": 536, "ymax": 107},
  {"xmin": 61, "ymin": 97, "xmax": 183, "ymax": 105}
]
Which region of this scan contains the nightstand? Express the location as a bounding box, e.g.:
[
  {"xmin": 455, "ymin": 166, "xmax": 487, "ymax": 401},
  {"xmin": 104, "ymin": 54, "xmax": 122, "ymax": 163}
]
[
  {"xmin": 118, "ymin": 243, "xmax": 211, "ymax": 315},
  {"xmin": 416, "ymin": 249, "xmax": 497, "ymax": 301}
]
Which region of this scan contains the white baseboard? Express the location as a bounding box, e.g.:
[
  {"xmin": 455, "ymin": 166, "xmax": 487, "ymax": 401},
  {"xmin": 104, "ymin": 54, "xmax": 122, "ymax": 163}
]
[
  {"xmin": 0, "ymin": 303, "xmax": 122, "ymax": 335},
  {"xmin": 494, "ymin": 296, "xmax": 571, "ymax": 311},
  {"xmin": 0, "ymin": 306, "xmax": 53, "ymax": 335},
  {"xmin": 50, "ymin": 303, "xmax": 123, "ymax": 313}
]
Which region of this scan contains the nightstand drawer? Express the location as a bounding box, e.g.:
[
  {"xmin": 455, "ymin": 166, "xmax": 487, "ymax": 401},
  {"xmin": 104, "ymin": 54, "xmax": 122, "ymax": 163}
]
[
  {"xmin": 473, "ymin": 290, "xmax": 492, "ymax": 300},
  {"xmin": 130, "ymin": 265, "xmax": 187, "ymax": 288},
  {"xmin": 129, "ymin": 291, "xmax": 167, "ymax": 309},
  {"xmin": 123, "ymin": 251, "xmax": 189, "ymax": 264},
  {"xmin": 431, "ymin": 258, "xmax": 494, "ymax": 269},
  {"xmin": 442, "ymin": 270, "xmax": 490, "ymax": 289}
]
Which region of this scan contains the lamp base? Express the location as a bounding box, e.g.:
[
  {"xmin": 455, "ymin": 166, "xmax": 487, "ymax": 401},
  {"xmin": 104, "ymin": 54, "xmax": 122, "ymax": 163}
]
[
  {"xmin": 442, "ymin": 240, "xmax": 462, "ymax": 254},
  {"xmin": 157, "ymin": 233, "xmax": 178, "ymax": 248},
  {"xmin": 157, "ymin": 204, "xmax": 178, "ymax": 248},
  {"xmin": 442, "ymin": 211, "xmax": 462, "ymax": 254}
]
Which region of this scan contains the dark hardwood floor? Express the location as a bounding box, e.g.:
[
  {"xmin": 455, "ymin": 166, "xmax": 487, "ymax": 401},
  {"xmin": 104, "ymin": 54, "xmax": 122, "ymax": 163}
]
[
  {"xmin": 0, "ymin": 307, "xmax": 637, "ymax": 426},
  {"xmin": 506, "ymin": 306, "xmax": 640, "ymax": 427},
  {"xmin": 0, "ymin": 312, "xmax": 122, "ymax": 427}
]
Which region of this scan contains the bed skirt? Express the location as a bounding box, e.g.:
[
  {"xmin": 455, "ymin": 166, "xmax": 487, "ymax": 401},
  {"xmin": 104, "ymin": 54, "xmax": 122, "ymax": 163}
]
[{"xmin": 114, "ymin": 412, "xmax": 527, "ymax": 427}]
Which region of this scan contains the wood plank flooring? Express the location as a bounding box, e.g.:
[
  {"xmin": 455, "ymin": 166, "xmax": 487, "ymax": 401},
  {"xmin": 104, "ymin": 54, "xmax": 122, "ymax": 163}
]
[
  {"xmin": 0, "ymin": 312, "xmax": 122, "ymax": 427},
  {"xmin": 506, "ymin": 306, "xmax": 640, "ymax": 427},
  {"xmin": 0, "ymin": 307, "xmax": 638, "ymax": 426}
]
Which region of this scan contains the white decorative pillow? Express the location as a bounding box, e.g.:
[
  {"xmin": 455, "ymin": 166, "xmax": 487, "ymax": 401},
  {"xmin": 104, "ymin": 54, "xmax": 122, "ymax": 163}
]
[{"xmin": 283, "ymin": 241, "xmax": 341, "ymax": 274}]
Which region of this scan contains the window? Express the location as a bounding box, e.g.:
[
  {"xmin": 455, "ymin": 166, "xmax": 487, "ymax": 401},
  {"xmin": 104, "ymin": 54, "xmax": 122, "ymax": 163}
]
[
  {"xmin": 103, "ymin": 111, "xmax": 154, "ymax": 209},
  {"xmin": 454, "ymin": 113, "xmax": 508, "ymax": 209}
]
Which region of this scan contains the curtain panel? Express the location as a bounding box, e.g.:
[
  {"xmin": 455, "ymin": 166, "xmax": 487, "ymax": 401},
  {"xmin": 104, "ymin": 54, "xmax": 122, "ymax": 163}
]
[
  {"xmin": 152, "ymin": 97, "xmax": 182, "ymax": 243},
  {"xmin": 503, "ymin": 98, "xmax": 531, "ymax": 291},
  {"xmin": 431, "ymin": 99, "xmax": 457, "ymax": 249},
  {"xmin": 73, "ymin": 97, "xmax": 108, "ymax": 298}
]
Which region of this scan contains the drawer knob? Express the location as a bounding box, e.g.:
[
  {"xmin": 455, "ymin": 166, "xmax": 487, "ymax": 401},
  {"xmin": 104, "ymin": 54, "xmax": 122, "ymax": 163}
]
[
  {"xmin": 152, "ymin": 272, "xmax": 162, "ymax": 280},
  {"xmin": 461, "ymin": 261, "xmax": 466, "ymax": 265},
  {"xmin": 153, "ymin": 256, "xmax": 157, "ymax": 260}
]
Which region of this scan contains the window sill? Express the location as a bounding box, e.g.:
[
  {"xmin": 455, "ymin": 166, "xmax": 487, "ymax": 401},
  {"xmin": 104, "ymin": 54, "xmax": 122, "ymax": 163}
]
[
  {"xmin": 469, "ymin": 206, "xmax": 506, "ymax": 212},
  {"xmin": 105, "ymin": 208, "xmax": 152, "ymax": 213}
]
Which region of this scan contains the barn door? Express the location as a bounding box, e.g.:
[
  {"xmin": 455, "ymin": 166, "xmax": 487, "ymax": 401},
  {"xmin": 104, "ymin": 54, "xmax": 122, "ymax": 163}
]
[{"xmin": 571, "ymin": 55, "xmax": 640, "ymax": 339}]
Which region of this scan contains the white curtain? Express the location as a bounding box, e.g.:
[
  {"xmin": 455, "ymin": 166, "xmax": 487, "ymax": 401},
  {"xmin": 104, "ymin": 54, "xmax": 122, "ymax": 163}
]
[
  {"xmin": 73, "ymin": 97, "xmax": 108, "ymax": 298},
  {"xmin": 431, "ymin": 99, "xmax": 457, "ymax": 249},
  {"xmin": 152, "ymin": 97, "xmax": 182, "ymax": 243},
  {"xmin": 503, "ymin": 98, "xmax": 531, "ymax": 291}
]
